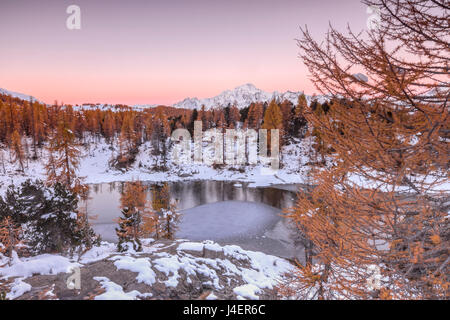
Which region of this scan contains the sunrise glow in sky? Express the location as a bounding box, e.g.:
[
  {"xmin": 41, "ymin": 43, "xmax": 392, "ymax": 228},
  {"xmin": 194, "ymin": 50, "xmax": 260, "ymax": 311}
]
[{"xmin": 0, "ymin": 0, "xmax": 369, "ymax": 105}]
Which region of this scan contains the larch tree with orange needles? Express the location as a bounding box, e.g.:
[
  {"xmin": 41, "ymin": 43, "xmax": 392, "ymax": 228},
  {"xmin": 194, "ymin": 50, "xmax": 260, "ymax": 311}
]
[
  {"xmin": 0, "ymin": 216, "xmax": 22, "ymax": 262},
  {"xmin": 262, "ymin": 99, "xmax": 284, "ymax": 152},
  {"xmin": 10, "ymin": 130, "xmax": 25, "ymax": 172},
  {"xmin": 292, "ymin": 94, "xmax": 308, "ymax": 138},
  {"xmin": 150, "ymin": 183, "xmax": 180, "ymax": 240},
  {"xmin": 244, "ymin": 102, "xmax": 264, "ymax": 130},
  {"xmin": 151, "ymin": 109, "xmax": 171, "ymax": 171},
  {"xmin": 102, "ymin": 110, "xmax": 116, "ymax": 144},
  {"xmin": 116, "ymin": 112, "xmax": 139, "ymax": 169},
  {"xmin": 140, "ymin": 202, "xmax": 159, "ymax": 240},
  {"xmin": 283, "ymin": 0, "xmax": 449, "ymax": 300},
  {"xmin": 45, "ymin": 114, "xmax": 81, "ymax": 189},
  {"xmin": 116, "ymin": 181, "xmax": 147, "ymax": 252},
  {"xmin": 228, "ymin": 105, "xmax": 241, "ymax": 129}
]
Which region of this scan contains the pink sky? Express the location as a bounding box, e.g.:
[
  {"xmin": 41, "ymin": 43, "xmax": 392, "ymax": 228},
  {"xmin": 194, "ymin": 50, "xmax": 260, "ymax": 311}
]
[{"xmin": 0, "ymin": 0, "xmax": 368, "ymax": 105}]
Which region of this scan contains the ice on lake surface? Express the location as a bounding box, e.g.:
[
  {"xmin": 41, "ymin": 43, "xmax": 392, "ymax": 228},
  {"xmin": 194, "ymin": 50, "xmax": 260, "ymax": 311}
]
[
  {"xmin": 177, "ymin": 200, "xmax": 279, "ymax": 241},
  {"xmin": 88, "ymin": 181, "xmax": 305, "ymax": 260},
  {"xmin": 92, "ymin": 200, "xmax": 279, "ymax": 243},
  {"xmin": 92, "ymin": 200, "xmax": 302, "ymax": 260}
]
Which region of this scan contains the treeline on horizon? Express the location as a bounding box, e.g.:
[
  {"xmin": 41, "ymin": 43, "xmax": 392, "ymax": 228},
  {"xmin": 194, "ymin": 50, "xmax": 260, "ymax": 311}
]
[{"xmin": 0, "ymin": 92, "xmax": 320, "ymax": 171}]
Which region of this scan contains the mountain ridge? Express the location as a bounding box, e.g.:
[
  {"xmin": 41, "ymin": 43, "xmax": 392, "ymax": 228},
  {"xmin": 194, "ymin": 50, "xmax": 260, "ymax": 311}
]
[
  {"xmin": 1, "ymin": 84, "xmax": 325, "ymax": 110},
  {"xmin": 172, "ymin": 83, "xmax": 311, "ymax": 110}
]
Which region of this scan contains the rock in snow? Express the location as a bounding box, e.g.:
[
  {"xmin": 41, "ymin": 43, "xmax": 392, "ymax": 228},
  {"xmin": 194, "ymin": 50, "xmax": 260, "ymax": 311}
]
[{"xmin": 0, "ymin": 239, "xmax": 295, "ymax": 300}]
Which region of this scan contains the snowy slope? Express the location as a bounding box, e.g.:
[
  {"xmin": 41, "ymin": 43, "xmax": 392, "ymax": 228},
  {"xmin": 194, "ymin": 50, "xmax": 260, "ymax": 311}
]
[
  {"xmin": 0, "ymin": 88, "xmax": 41, "ymax": 103},
  {"xmin": 0, "ymin": 239, "xmax": 295, "ymax": 300},
  {"xmin": 0, "ymin": 137, "xmax": 313, "ymax": 197}
]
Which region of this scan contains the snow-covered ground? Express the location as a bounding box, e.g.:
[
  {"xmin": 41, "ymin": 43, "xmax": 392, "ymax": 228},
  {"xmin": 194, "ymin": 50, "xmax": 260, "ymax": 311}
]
[
  {"xmin": 0, "ymin": 239, "xmax": 295, "ymax": 300},
  {"xmin": 0, "ymin": 135, "xmax": 309, "ymax": 300},
  {"xmin": 0, "ymin": 136, "xmax": 314, "ymax": 196}
]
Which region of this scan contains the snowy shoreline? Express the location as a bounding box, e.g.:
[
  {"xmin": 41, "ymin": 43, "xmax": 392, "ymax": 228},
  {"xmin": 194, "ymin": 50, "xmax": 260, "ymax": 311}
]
[
  {"xmin": 0, "ymin": 137, "xmax": 312, "ymax": 196},
  {"xmin": 0, "ymin": 239, "xmax": 295, "ymax": 300}
]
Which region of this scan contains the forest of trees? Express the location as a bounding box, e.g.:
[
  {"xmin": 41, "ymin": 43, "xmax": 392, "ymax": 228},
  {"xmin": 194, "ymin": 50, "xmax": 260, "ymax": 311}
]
[{"xmin": 0, "ymin": 93, "xmax": 311, "ymax": 173}]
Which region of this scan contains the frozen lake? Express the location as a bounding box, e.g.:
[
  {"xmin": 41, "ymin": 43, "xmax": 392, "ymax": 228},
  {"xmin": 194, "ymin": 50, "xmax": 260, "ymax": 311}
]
[{"xmin": 85, "ymin": 180, "xmax": 305, "ymax": 260}]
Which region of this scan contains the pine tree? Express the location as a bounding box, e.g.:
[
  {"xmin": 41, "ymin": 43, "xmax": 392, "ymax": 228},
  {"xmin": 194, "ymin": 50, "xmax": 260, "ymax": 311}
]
[
  {"xmin": 0, "ymin": 180, "xmax": 44, "ymax": 225},
  {"xmin": 158, "ymin": 206, "xmax": 181, "ymax": 240},
  {"xmin": 116, "ymin": 207, "xmax": 142, "ymax": 252},
  {"xmin": 29, "ymin": 183, "xmax": 83, "ymax": 254},
  {"xmin": 0, "ymin": 180, "xmax": 96, "ymax": 254}
]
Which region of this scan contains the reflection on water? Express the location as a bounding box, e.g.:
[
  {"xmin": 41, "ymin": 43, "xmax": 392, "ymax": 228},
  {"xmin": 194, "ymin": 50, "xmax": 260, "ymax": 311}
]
[
  {"xmin": 85, "ymin": 180, "xmax": 298, "ymax": 224},
  {"xmin": 83, "ymin": 180, "xmax": 304, "ymax": 260}
]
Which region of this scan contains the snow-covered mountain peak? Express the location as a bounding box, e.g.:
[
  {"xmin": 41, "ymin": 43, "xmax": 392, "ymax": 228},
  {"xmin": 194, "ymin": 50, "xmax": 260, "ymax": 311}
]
[
  {"xmin": 172, "ymin": 83, "xmax": 308, "ymax": 110},
  {"xmin": 232, "ymin": 83, "xmax": 260, "ymax": 92}
]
